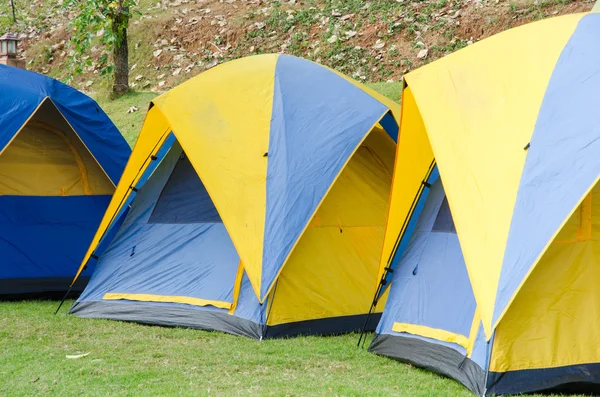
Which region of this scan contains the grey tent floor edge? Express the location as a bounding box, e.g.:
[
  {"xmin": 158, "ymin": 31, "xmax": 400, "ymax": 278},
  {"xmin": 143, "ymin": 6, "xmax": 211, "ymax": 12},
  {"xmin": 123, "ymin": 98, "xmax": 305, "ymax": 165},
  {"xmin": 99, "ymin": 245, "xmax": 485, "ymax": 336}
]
[
  {"xmin": 69, "ymin": 301, "xmax": 264, "ymax": 339},
  {"xmin": 369, "ymin": 333, "xmax": 485, "ymax": 395},
  {"xmin": 69, "ymin": 301, "xmax": 383, "ymax": 340},
  {"xmin": 0, "ymin": 276, "xmax": 90, "ymax": 300},
  {"xmin": 265, "ymin": 313, "xmax": 382, "ymax": 339},
  {"xmin": 487, "ymin": 363, "xmax": 600, "ymax": 396}
]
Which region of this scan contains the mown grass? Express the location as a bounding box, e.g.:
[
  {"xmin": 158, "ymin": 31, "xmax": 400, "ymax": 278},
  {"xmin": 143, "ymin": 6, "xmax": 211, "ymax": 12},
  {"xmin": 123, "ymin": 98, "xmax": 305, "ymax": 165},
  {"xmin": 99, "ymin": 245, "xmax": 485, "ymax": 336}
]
[
  {"xmin": 1, "ymin": 301, "xmax": 590, "ymax": 397},
  {"xmin": 1, "ymin": 301, "xmax": 473, "ymax": 397},
  {"xmin": 96, "ymin": 91, "xmax": 157, "ymax": 146}
]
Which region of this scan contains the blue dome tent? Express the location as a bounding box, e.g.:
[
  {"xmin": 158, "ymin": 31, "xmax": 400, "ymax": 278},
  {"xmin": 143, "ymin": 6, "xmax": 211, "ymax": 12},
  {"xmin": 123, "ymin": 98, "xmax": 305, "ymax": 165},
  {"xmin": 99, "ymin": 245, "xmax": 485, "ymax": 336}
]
[{"xmin": 0, "ymin": 65, "xmax": 130, "ymax": 298}]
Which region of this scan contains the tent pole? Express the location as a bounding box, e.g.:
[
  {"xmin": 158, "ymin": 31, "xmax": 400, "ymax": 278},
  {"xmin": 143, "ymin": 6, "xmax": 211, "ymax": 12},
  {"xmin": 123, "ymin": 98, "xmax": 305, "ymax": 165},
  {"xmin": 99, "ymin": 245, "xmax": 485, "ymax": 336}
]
[
  {"xmin": 357, "ymin": 160, "xmax": 436, "ymax": 348},
  {"xmin": 262, "ymin": 280, "xmax": 279, "ymax": 340},
  {"xmin": 357, "ymin": 283, "xmax": 383, "ymax": 348},
  {"xmin": 482, "ymin": 331, "xmax": 495, "ymax": 396},
  {"xmin": 54, "ymin": 286, "xmax": 73, "ymax": 315}
]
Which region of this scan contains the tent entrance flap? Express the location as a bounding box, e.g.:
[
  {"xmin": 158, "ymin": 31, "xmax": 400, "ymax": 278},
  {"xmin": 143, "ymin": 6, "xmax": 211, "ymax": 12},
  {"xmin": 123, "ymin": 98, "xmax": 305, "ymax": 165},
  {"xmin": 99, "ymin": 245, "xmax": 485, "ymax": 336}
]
[
  {"xmin": 97, "ymin": 143, "xmax": 241, "ymax": 308},
  {"xmin": 0, "ymin": 98, "xmax": 114, "ymax": 196},
  {"xmin": 375, "ymin": 179, "xmax": 477, "ymax": 353}
]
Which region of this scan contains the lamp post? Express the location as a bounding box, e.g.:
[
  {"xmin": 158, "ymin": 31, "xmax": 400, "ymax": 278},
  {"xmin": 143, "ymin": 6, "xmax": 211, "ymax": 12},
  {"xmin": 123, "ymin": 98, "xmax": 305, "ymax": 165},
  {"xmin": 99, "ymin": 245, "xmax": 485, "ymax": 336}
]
[{"xmin": 0, "ymin": 32, "xmax": 25, "ymax": 69}]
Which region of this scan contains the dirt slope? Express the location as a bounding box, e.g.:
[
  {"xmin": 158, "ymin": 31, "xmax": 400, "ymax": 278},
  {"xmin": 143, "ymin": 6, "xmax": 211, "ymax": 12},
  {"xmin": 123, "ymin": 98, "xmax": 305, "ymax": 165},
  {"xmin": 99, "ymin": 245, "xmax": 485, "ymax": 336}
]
[{"xmin": 0, "ymin": 0, "xmax": 594, "ymax": 93}]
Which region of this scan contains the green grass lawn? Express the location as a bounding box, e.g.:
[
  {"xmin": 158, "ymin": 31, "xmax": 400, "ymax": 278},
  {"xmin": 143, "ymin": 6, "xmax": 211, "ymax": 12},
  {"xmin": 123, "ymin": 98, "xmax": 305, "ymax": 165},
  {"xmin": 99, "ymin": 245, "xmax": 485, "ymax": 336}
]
[
  {"xmin": 0, "ymin": 301, "xmax": 589, "ymax": 397},
  {"xmin": 1, "ymin": 301, "xmax": 474, "ymax": 397},
  {"xmin": 95, "ymin": 91, "xmax": 158, "ymax": 146}
]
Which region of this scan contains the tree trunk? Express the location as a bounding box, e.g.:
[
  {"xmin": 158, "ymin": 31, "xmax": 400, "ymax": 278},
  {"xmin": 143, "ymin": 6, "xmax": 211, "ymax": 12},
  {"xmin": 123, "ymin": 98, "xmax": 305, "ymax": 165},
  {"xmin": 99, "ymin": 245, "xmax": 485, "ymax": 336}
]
[
  {"xmin": 111, "ymin": 6, "xmax": 129, "ymax": 96},
  {"xmin": 10, "ymin": 0, "xmax": 16, "ymax": 23}
]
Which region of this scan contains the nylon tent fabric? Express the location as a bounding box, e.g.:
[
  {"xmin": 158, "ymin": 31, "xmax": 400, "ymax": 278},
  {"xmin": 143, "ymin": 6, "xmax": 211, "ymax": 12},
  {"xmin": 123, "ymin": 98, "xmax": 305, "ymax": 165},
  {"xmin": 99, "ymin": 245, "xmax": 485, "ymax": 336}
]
[
  {"xmin": 375, "ymin": 86, "xmax": 435, "ymax": 294},
  {"xmin": 69, "ymin": 54, "xmax": 398, "ymax": 338},
  {"xmin": 371, "ymin": 11, "xmax": 600, "ymax": 395},
  {"xmin": 0, "ymin": 99, "xmax": 115, "ymax": 196},
  {"xmin": 0, "ymin": 66, "xmax": 130, "ymax": 297},
  {"xmin": 370, "ymin": 180, "xmax": 484, "ymax": 395},
  {"xmin": 492, "ymin": 12, "xmax": 600, "ymax": 328},
  {"xmin": 261, "ymin": 54, "xmax": 389, "ymax": 300},
  {"xmin": 398, "ymin": 12, "xmax": 583, "ymax": 338},
  {"xmin": 0, "ymin": 65, "xmax": 129, "ymax": 184}
]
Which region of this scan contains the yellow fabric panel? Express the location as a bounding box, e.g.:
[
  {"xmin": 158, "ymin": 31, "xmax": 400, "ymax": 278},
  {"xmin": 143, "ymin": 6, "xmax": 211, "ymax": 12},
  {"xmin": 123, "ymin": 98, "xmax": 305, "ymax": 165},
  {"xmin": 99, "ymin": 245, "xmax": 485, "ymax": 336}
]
[
  {"xmin": 578, "ymin": 192, "xmax": 592, "ymax": 241},
  {"xmin": 311, "ymin": 127, "xmax": 395, "ymax": 228},
  {"xmin": 229, "ymin": 261, "xmax": 245, "ymax": 315},
  {"xmin": 0, "ymin": 125, "xmax": 85, "ymax": 195},
  {"xmin": 392, "ymin": 323, "xmax": 470, "ymax": 350},
  {"xmin": 40, "ymin": 98, "xmax": 115, "ymax": 194},
  {"xmin": 259, "ymin": 115, "xmax": 389, "ymax": 302},
  {"xmin": 491, "ymin": 183, "xmax": 600, "ymax": 371},
  {"xmin": 267, "ymin": 227, "xmax": 388, "ymax": 325},
  {"xmin": 0, "ymin": 100, "xmax": 113, "ymax": 196},
  {"xmin": 266, "ymin": 129, "xmax": 394, "ymax": 325},
  {"xmin": 103, "ymin": 293, "xmax": 232, "ymax": 310},
  {"xmin": 377, "ymin": 86, "xmax": 434, "ymax": 285},
  {"xmin": 403, "ymin": 14, "xmax": 583, "ymax": 337},
  {"xmin": 466, "ymin": 310, "xmax": 481, "ymax": 357},
  {"xmin": 152, "ymin": 55, "xmax": 278, "ymax": 299},
  {"xmin": 72, "ymin": 106, "xmax": 172, "ymax": 283}
]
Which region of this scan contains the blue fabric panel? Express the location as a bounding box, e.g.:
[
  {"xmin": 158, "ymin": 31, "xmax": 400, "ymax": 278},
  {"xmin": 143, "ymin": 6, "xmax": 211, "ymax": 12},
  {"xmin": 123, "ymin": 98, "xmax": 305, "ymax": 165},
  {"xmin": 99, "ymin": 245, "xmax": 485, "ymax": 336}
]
[
  {"xmin": 77, "ymin": 144, "xmax": 183, "ymax": 303},
  {"xmin": 229, "ymin": 273, "xmax": 267, "ymax": 326},
  {"xmin": 0, "ymin": 195, "xmax": 110, "ymax": 280},
  {"xmin": 377, "ymin": 166, "xmax": 439, "ymax": 298},
  {"xmin": 80, "ymin": 137, "xmax": 240, "ymax": 306},
  {"xmin": 133, "ymin": 133, "xmax": 177, "ymax": 193},
  {"xmin": 149, "ymin": 154, "xmax": 221, "ymax": 224},
  {"xmin": 76, "ymin": 136, "xmax": 266, "ymax": 325},
  {"xmin": 376, "ymin": 181, "xmax": 476, "ymax": 353},
  {"xmin": 93, "ymin": 207, "xmax": 128, "ymax": 263},
  {"xmin": 262, "ymin": 55, "xmax": 389, "ymax": 298},
  {"xmin": 79, "ymin": 240, "xmax": 264, "ymax": 326},
  {"xmin": 432, "ymin": 197, "xmax": 456, "ymax": 233},
  {"xmin": 470, "ymin": 322, "xmax": 488, "ymax": 371},
  {"xmin": 379, "ymin": 111, "xmax": 398, "ymax": 142},
  {"xmin": 494, "ymin": 14, "xmax": 600, "ymax": 325},
  {"xmin": 0, "ymin": 65, "xmax": 129, "ymax": 184},
  {"xmin": 99, "ymin": 221, "xmax": 240, "ymax": 304},
  {"xmin": 92, "ymin": 133, "xmax": 176, "ymax": 259}
]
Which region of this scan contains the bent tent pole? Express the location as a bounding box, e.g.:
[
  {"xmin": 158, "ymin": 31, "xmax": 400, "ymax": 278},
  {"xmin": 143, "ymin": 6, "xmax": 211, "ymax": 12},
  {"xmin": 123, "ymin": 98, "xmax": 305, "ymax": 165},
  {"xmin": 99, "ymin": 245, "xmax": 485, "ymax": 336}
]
[{"xmin": 357, "ymin": 160, "xmax": 436, "ymax": 347}]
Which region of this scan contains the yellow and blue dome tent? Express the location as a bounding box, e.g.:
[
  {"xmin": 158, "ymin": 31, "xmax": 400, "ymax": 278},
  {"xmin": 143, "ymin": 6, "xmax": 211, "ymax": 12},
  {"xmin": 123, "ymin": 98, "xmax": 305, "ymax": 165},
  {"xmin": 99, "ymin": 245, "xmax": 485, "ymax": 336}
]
[
  {"xmin": 0, "ymin": 65, "xmax": 130, "ymax": 298},
  {"xmin": 369, "ymin": 11, "xmax": 600, "ymax": 395},
  {"xmin": 68, "ymin": 54, "xmax": 399, "ymax": 338}
]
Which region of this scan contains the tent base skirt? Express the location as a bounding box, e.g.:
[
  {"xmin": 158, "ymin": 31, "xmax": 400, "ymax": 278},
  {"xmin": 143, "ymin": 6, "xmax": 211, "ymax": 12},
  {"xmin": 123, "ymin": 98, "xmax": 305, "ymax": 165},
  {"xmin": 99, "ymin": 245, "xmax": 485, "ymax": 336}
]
[
  {"xmin": 0, "ymin": 276, "xmax": 89, "ymax": 300},
  {"xmin": 266, "ymin": 313, "xmax": 382, "ymax": 338},
  {"xmin": 69, "ymin": 301, "xmax": 382, "ymax": 339},
  {"xmin": 487, "ymin": 364, "xmax": 600, "ymax": 396},
  {"xmin": 69, "ymin": 301, "xmax": 264, "ymax": 339},
  {"xmin": 369, "ymin": 333, "xmax": 485, "ymax": 395}
]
